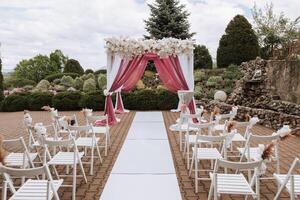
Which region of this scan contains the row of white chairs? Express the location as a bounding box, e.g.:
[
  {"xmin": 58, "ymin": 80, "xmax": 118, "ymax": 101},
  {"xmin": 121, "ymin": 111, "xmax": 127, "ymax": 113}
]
[{"xmin": 172, "ymin": 106, "xmax": 299, "ymax": 199}]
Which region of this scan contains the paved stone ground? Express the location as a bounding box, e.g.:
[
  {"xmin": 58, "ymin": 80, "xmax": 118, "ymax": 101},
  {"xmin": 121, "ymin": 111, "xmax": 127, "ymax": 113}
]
[{"xmin": 0, "ymin": 111, "xmax": 299, "ymax": 199}]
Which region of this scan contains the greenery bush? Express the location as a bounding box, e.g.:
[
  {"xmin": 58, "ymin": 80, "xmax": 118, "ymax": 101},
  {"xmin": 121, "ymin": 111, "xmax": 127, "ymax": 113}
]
[
  {"xmin": 45, "ymin": 73, "xmax": 79, "ymax": 82},
  {"xmin": 28, "ymin": 92, "xmax": 54, "ymax": 110},
  {"xmin": 97, "ymin": 74, "xmax": 106, "ymax": 90},
  {"xmin": 206, "ymin": 76, "xmax": 223, "ymax": 87},
  {"xmin": 60, "ymin": 75, "xmax": 74, "ymax": 87},
  {"xmin": 85, "ymin": 69, "xmax": 94, "ymax": 74},
  {"xmin": 94, "ymin": 69, "xmax": 107, "ymax": 74},
  {"xmin": 52, "ymin": 91, "xmax": 82, "ymax": 111},
  {"xmin": 35, "ymin": 80, "xmax": 50, "ymax": 91},
  {"xmin": 79, "ymin": 91, "xmax": 105, "ymax": 111},
  {"xmin": 74, "ymin": 77, "xmax": 84, "ymax": 90},
  {"xmin": 63, "ymin": 59, "xmax": 84, "ymax": 75},
  {"xmin": 4, "ymin": 77, "xmax": 36, "ymax": 89},
  {"xmin": 53, "ymin": 78, "xmax": 61, "ymax": 85},
  {"xmin": 194, "ymin": 70, "xmax": 205, "ymax": 82},
  {"xmin": 83, "ymin": 78, "xmax": 97, "ymax": 93},
  {"xmin": 223, "ymin": 64, "xmax": 242, "ymax": 80},
  {"xmin": 194, "ymin": 85, "xmax": 203, "ymax": 99},
  {"xmin": 1, "ymin": 93, "xmax": 30, "ymax": 112},
  {"xmin": 82, "ymin": 73, "xmax": 95, "ymax": 81}
]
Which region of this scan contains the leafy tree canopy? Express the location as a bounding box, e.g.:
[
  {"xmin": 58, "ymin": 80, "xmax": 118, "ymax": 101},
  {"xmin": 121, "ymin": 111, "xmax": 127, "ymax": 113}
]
[
  {"xmin": 63, "ymin": 59, "xmax": 84, "ymax": 75},
  {"xmin": 194, "ymin": 44, "xmax": 213, "ymax": 69}
]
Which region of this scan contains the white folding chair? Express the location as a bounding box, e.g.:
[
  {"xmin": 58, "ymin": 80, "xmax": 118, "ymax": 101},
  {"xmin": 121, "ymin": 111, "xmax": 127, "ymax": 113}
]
[
  {"xmin": 68, "ymin": 125, "xmax": 102, "ymax": 175},
  {"xmin": 0, "ymin": 164, "xmax": 62, "ymax": 200},
  {"xmin": 54, "ymin": 115, "xmax": 78, "ymax": 136},
  {"xmin": 189, "ymin": 130, "xmax": 235, "ymax": 193},
  {"xmin": 274, "ymin": 158, "xmax": 300, "ymax": 200},
  {"xmin": 42, "ymin": 137, "xmax": 87, "ymax": 200},
  {"xmin": 86, "ymin": 115, "xmax": 110, "ymax": 156},
  {"xmin": 208, "ymin": 159, "xmax": 262, "ymax": 200},
  {"xmin": 211, "ymin": 106, "xmax": 238, "ymax": 131},
  {"xmin": 2, "ymin": 137, "xmax": 37, "ymax": 169}
]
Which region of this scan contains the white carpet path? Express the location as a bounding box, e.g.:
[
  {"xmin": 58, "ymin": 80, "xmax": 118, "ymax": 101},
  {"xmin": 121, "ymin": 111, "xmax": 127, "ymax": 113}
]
[{"xmin": 100, "ymin": 112, "xmax": 182, "ymax": 200}]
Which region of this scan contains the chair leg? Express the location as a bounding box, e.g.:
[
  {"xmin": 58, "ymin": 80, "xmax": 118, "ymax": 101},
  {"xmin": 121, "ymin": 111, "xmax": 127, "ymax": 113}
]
[
  {"xmin": 90, "ymin": 146, "xmax": 94, "ymax": 175},
  {"xmin": 195, "ymin": 159, "xmax": 198, "ymax": 193},
  {"xmin": 208, "ymin": 180, "xmax": 213, "ymax": 200},
  {"xmin": 79, "ymin": 160, "xmax": 87, "ymax": 183},
  {"xmin": 96, "ymin": 143, "xmax": 102, "ymax": 163},
  {"xmin": 72, "ymin": 163, "xmax": 77, "ymax": 200},
  {"xmin": 179, "ymin": 131, "xmax": 182, "ymax": 151}
]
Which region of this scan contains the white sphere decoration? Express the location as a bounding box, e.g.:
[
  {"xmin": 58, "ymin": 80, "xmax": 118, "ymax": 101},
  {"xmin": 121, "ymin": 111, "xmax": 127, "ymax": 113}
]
[{"xmin": 214, "ymin": 90, "xmax": 227, "ymax": 102}]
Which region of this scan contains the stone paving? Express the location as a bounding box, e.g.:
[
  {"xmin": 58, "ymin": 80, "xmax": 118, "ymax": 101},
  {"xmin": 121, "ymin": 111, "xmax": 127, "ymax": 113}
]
[{"xmin": 0, "ymin": 111, "xmax": 299, "ymax": 199}]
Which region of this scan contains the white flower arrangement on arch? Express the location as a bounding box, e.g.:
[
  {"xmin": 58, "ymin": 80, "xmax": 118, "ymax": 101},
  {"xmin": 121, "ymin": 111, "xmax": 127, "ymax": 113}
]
[{"xmin": 105, "ymin": 37, "xmax": 195, "ymax": 58}]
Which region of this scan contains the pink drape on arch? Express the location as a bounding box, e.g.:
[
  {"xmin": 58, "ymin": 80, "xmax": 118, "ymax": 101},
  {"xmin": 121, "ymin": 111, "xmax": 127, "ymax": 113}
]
[{"xmin": 103, "ymin": 52, "xmax": 196, "ymax": 125}]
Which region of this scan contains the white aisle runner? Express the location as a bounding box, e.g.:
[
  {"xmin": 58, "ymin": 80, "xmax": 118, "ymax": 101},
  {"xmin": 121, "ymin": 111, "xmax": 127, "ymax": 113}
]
[{"xmin": 100, "ymin": 112, "xmax": 182, "ymax": 200}]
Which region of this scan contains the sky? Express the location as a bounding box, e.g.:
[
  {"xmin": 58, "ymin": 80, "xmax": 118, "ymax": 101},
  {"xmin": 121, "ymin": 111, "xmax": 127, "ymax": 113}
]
[{"xmin": 0, "ymin": 0, "xmax": 299, "ymax": 72}]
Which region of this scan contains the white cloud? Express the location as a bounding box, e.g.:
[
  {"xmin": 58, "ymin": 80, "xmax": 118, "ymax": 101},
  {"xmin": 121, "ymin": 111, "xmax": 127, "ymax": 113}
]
[{"xmin": 0, "ymin": 0, "xmax": 299, "ymax": 71}]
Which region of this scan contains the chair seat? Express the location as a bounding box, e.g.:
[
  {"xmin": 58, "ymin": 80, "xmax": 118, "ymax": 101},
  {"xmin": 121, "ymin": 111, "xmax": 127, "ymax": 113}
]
[
  {"xmin": 90, "ymin": 126, "xmax": 108, "ymax": 134},
  {"xmin": 32, "ymin": 137, "xmax": 63, "ymax": 146},
  {"xmin": 48, "ymin": 152, "xmax": 84, "ymax": 165},
  {"xmin": 237, "ymin": 147, "xmax": 261, "ymax": 161},
  {"xmin": 5, "ymin": 153, "xmax": 38, "ymax": 167},
  {"xmin": 185, "ymin": 135, "xmax": 210, "ymax": 143},
  {"xmin": 274, "ymin": 174, "xmax": 300, "ymax": 195},
  {"xmin": 58, "ymin": 129, "xmax": 76, "ymax": 135},
  {"xmin": 192, "ymin": 148, "xmax": 222, "ymax": 160},
  {"xmin": 169, "ymin": 123, "xmax": 199, "ymax": 132},
  {"xmin": 75, "ymin": 137, "xmax": 100, "ymax": 147},
  {"xmin": 231, "ymin": 133, "xmax": 246, "ymax": 142},
  {"xmin": 9, "ymin": 179, "xmax": 63, "ymax": 200},
  {"xmin": 209, "ymin": 173, "xmax": 255, "ymax": 195},
  {"xmin": 214, "ymin": 124, "xmax": 225, "ymax": 131}
]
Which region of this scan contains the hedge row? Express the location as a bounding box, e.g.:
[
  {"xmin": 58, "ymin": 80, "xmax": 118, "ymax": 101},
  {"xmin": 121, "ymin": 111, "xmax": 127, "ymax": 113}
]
[
  {"xmin": 0, "ymin": 89, "xmax": 178, "ymax": 112},
  {"xmin": 44, "ymin": 73, "xmax": 80, "ymax": 82}
]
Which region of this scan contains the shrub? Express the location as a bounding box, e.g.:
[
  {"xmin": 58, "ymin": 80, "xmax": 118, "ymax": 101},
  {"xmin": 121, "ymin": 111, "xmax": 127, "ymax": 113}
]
[
  {"xmin": 4, "ymin": 77, "xmax": 36, "ymax": 89},
  {"xmin": 136, "ymin": 80, "xmax": 145, "ymax": 90},
  {"xmin": 194, "ymin": 85, "xmax": 203, "ymax": 99},
  {"xmin": 74, "ymin": 77, "xmax": 84, "ymax": 90},
  {"xmin": 79, "ymin": 91, "xmax": 105, "ymax": 111},
  {"xmin": 45, "ymin": 73, "xmax": 79, "ymax": 82},
  {"xmin": 83, "ymin": 78, "xmax": 97, "ymax": 93},
  {"xmin": 82, "ymin": 73, "xmax": 95, "ymax": 81},
  {"xmin": 223, "ymin": 64, "xmax": 242, "ymax": 80},
  {"xmin": 35, "ymin": 79, "xmax": 50, "ymax": 91},
  {"xmin": 52, "ymin": 91, "xmax": 82, "ymax": 110},
  {"xmin": 53, "ymin": 85, "xmax": 66, "ymax": 92},
  {"xmin": 144, "ymin": 70, "xmax": 155, "ymax": 78},
  {"xmin": 28, "ymin": 92, "xmax": 54, "ymax": 110},
  {"xmin": 1, "ymin": 93, "xmax": 30, "ymax": 112},
  {"xmin": 85, "ymin": 69, "xmax": 94, "ymax": 74},
  {"xmin": 60, "ymin": 75, "xmax": 74, "ymax": 87},
  {"xmin": 63, "ymin": 59, "xmax": 84, "ymax": 75},
  {"xmin": 94, "ymin": 69, "xmax": 107, "ymax": 74},
  {"xmin": 97, "ymin": 74, "xmax": 107, "ymax": 90},
  {"xmin": 194, "ymin": 70, "xmax": 205, "ymax": 82},
  {"xmin": 53, "ymin": 78, "xmax": 61, "ymax": 84},
  {"xmin": 206, "ymin": 76, "xmax": 222, "ymax": 87},
  {"xmin": 194, "ymin": 44, "xmax": 213, "ymax": 69}
]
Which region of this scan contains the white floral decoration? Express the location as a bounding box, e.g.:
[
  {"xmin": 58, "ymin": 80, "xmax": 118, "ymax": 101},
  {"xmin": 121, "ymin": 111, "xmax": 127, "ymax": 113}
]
[{"xmin": 105, "ymin": 37, "xmax": 195, "ymax": 58}]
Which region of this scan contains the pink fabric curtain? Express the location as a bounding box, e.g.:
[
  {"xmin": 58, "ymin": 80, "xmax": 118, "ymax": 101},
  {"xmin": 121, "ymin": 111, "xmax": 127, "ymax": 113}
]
[
  {"xmin": 115, "ymin": 92, "xmax": 125, "ymax": 114},
  {"xmin": 103, "ymin": 53, "xmax": 196, "ymax": 125}
]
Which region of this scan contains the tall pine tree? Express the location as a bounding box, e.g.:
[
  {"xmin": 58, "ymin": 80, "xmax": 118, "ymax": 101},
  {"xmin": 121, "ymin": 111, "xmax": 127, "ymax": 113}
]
[
  {"xmin": 144, "ymin": 0, "xmax": 195, "ymax": 39},
  {"xmin": 217, "ymin": 15, "xmax": 259, "ymax": 68}
]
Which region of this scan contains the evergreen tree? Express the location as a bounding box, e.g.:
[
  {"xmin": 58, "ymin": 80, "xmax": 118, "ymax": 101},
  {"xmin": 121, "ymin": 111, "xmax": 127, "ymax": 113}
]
[
  {"xmin": 194, "ymin": 44, "xmax": 213, "ymax": 69},
  {"xmin": 0, "ymin": 55, "xmax": 4, "ymax": 100},
  {"xmin": 217, "ymin": 15, "xmax": 260, "ymax": 68},
  {"xmin": 63, "ymin": 59, "xmax": 84, "ymax": 75},
  {"xmin": 144, "ymin": 0, "xmax": 195, "ymax": 39}
]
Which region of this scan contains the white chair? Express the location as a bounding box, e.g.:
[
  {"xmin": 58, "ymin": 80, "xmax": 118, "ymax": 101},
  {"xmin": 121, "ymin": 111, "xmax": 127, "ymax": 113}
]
[
  {"xmin": 2, "ymin": 137, "xmax": 37, "ymax": 169},
  {"xmin": 42, "ymin": 137, "xmax": 87, "ymax": 200},
  {"xmin": 68, "ymin": 125, "xmax": 102, "ymax": 175},
  {"xmin": 208, "ymin": 159, "xmax": 262, "ymax": 200},
  {"xmin": 54, "ymin": 115, "xmax": 78, "ymax": 136},
  {"xmin": 274, "ymin": 157, "xmax": 300, "ymax": 200},
  {"xmin": 86, "ymin": 115, "xmax": 110, "ymax": 156},
  {"xmin": 189, "ymin": 130, "xmax": 235, "ymax": 193},
  {"xmin": 211, "ymin": 106, "xmax": 238, "ymax": 131},
  {"xmin": 0, "ymin": 164, "xmax": 62, "ymax": 200}
]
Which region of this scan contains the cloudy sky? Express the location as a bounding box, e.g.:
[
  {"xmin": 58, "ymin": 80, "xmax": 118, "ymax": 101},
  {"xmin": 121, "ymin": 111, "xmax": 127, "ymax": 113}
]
[{"xmin": 0, "ymin": 0, "xmax": 299, "ymax": 72}]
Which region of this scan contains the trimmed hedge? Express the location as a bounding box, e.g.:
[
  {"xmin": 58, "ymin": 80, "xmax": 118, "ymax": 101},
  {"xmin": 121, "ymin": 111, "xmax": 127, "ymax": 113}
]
[
  {"xmin": 0, "ymin": 89, "xmax": 178, "ymax": 112},
  {"xmin": 45, "ymin": 73, "xmax": 79, "ymax": 82}
]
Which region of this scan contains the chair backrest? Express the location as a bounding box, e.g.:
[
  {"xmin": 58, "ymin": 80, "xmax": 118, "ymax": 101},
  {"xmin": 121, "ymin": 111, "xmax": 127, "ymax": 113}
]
[
  {"xmin": 179, "ymin": 113, "xmax": 202, "ymax": 125},
  {"xmin": 42, "ymin": 137, "xmax": 75, "ymax": 148},
  {"xmin": 86, "ymin": 115, "xmax": 108, "ymax": 125},
  {"xmin": 215, "ymin": 159, "xmax": 262, "ymax": 171},
  {"xmin": 188, "ymin": 121, "xmax": 215, "ymax": 135},
  {"xmin": 68, "ymin": 124, "xmax": 93, "ymax": 132},
  {"xmin": 2, "ymin": 137, "xmax": 28, "ymax": 153}
]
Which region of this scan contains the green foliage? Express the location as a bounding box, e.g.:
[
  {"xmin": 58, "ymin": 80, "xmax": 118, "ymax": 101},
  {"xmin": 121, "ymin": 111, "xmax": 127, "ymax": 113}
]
[
  {"xmin": 1, "ymin": 93, "xmax": 30, "ymax": 112},
  {"xmin": 83, "ymin": 78, "xmax": 97, "ymax": 93},
  {"xmin": 136, "ymin": 80, "xmax": 145, "ymax": 90},
  {"xmin": 94, "ymin": 69, "xmax": 107, "ymax": 74},
  {"xmin": 206, "ymin": 76, "xmax": 222, "ymax": 87},
  {"xmin": 217, "ymin": 15, "xmax": 260, "ymax": 68},
  {"xmin": 60, "ymin": 75, "xmax": 74, "ymax": 87},
  {"xmin": 144, "ymin": 0, "xmax": 195, "ymax": 39},
  {"xmin": 0, "ymin": 58, "xmax": 4, "ymax": 100},
  {"xmin": 35, "ymin": 80, "xmax": 50, "ymax": 91},
  {"xmin": 252, "ymin": 3, "xmax": 300, "ymax": 59},
  {"xmin": 63, "ymin": 59, "xmax": 84, "ymax": 75},
  {"xmin": 223, "ymin": 64, "xmax": 242, "ymax": 80},
  {"xmin": 74, "ymin": 77, "xmax": 84, "ymax": 90},
  {"xmin": 97, "ymin": 74, "xmax": 107, "ymax": 90},
  {"xmin": 194, "ymin": 85, "xmax": 203, "ymax": 99},
  {"xmin": 4, "ymin": 77, "xmax": 36, "ymax": 89},
  {"xmin": 194, "ymin": 45, "xmax": 213, "ymax": 69},
  {"xmin": 28, "ymin": 92, "xmax": 53, "ymax": 110},
  {"xmin": 82, "ymin": 73, "xmax": 95, "ymax": 81},
  {"xmin": 85, "ymin": 69, "xmax": 94, "ymax": 74},
  {"xmin": 79, "ymin": 91, "xmax": 105, "ymax": 111},
  {"xmin": 44, "ymin": 73, "xmax": 79, "ymax": 82},
  {"xmin": 53, "ymin": 79, "xmax": 61, "ymax": 85},
  {"xmin": 194, "ymin": 70, "xmax": 205, "ymax": 82},
  {"xmin": 14, "ymin": 55, "xmax": 61, "ymax": 83},
  {"xmin": 49, "ymin": 49, "xmax": 68, "ymax": 71},
  {"xmin": 52, "ymin": 91, "xmax": 82, "ymax": 111}
]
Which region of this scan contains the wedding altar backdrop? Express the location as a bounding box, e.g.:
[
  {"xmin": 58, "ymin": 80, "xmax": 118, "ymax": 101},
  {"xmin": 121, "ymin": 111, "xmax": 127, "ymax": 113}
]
[{"xmin": 103, "ymin": 37, "xmax": 196, "ymax": 125}]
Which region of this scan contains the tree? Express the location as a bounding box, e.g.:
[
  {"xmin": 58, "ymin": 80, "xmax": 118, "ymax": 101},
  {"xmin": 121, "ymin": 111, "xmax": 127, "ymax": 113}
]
[
  {"xmin": 252, "ymin": 3, "xmax": 300, "ymax": 59},
  {"xmin": 217, "ymin": 15, "xmax": 260, "ymax": 68},
  {"xmin": 63, "ymin": 59, "xmax": 84, "ymax": 75},
  {"xmin": 0, "ymin": 56, "xmax": 4, "ymax": 100},
  {"xmin": 14, "ymin": 55, "xmax": 61, "ymax": 83},
  {"xmin": 85, "ymin": 69, "xmax": 94, "ymax": 74},
  {"xmin": 144, "ymin": 0, "xmax": 195, "ymax": 39},
  {"xmin": 194, "ymin": 44, "xmax": 213, "ymax": 69},
  {"xmin": 50, "ymin": 49, "xmax": 68, "ymax": 72}
]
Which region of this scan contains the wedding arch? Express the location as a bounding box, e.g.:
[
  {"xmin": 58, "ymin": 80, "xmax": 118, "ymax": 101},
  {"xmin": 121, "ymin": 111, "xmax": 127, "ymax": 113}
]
[{"xmin": 102, "ymin": 37, "xmax": 196, "ymax": 125}]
